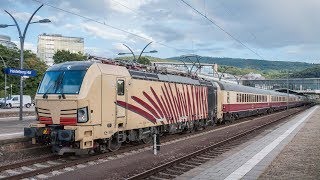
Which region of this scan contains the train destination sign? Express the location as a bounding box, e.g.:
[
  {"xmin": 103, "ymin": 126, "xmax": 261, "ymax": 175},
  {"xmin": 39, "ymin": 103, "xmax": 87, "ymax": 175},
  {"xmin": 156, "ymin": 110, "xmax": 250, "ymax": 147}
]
[{"xmin": 4, "ymin": 67, "xmax": 37, "ymax": 77}]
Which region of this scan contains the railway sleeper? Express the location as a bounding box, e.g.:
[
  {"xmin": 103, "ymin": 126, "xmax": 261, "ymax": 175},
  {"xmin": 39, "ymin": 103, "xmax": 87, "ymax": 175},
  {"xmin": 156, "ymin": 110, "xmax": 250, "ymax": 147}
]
[
  {"xmin": 172, "ymin": 166, "xmax": 189, "ymax": 171},
  {"xmin": 179, "ymin": 163, "xmax": 196, "ymax": 168},
  {"xmin": 191, "ymin": 158, "xmax": 207, "ymax": 163},
  {"xmin": 149, "ymin": 175, "xmax": 170, "ymax": 180},
  {"xmin": 199, "ymin": 154, "xmax": 216, "ymax": 159},
  {"xmin": 157, "ymin": 172, "xmax": 177, "ymax": 178},
  {"xmin": 165, "ymin": 168, "xmax": 183, "ymax": 175},
  {"xmin": 185, "ymin": 160, "xmax": 203, "ymax": 166},
  {"xmin": 197, "ymin": 155, "xmax": 213, "ymax": 160}
]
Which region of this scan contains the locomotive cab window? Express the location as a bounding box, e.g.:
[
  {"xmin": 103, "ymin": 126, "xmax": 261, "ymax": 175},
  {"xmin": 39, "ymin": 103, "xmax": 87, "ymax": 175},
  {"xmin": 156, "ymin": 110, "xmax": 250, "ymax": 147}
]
[{"xmin": 117, "ymin": 80, "xmax": 125, "ymax": 95}]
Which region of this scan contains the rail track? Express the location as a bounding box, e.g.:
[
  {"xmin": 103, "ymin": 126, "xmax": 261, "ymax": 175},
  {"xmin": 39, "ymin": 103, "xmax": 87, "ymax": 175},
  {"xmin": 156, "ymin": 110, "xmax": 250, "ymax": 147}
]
[
  {"xmin": 0, "ymin": 106, "xmax": 308, "ymax": 179},
  {"xmin": 127, "ymin": 106, "xmax": 309, "ymax": 180}
]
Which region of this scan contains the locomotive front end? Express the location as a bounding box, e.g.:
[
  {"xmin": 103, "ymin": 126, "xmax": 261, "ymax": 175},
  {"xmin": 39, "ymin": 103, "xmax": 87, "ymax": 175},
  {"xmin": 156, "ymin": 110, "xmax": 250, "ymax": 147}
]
[{"xmin": 24, "ymin": 61, "xmax": 101, "ymax": 154}]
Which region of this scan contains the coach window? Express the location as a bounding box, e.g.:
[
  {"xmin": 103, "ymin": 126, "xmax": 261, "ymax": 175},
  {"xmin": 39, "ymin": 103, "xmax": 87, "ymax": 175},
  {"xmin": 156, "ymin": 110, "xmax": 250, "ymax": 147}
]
[{"xmin": 117, "ymin": 80, "xmax": 125, "ymax": 95}]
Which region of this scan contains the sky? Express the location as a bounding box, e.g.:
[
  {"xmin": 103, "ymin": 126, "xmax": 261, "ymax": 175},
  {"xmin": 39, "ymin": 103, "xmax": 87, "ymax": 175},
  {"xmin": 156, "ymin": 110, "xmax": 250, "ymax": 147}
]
[{"xmin": 0, "ymin": 0, "xmax": 320, "ymax": 63}]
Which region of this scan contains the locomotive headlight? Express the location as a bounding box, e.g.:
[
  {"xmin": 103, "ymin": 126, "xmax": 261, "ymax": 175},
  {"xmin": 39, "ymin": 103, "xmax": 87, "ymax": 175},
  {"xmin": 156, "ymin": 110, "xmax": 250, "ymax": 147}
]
[{"xmin": 77, "ymin": 107, "xmax": 89, "ymax": 123}]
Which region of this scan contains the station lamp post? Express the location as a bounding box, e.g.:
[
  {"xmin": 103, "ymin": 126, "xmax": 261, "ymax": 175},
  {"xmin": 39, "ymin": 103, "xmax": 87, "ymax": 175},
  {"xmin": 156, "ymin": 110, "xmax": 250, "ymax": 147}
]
[
  {"xmin": 118, "ymin": 42, "xmax": 157, "ymax": 63},
  {"xmin": 0, "ymin": 56, "xmax": 7, "ymax": 108},
  {"xmin": 0, "ymin": 4, "xmax": 51, "ymax": 120}
]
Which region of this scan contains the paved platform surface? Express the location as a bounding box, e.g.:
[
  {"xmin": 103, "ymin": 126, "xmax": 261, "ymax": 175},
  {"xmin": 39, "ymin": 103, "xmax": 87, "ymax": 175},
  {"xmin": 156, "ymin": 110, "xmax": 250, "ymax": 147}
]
[
  {"xmin": 176, "ymin": 105, "xmax": 318, "ymax": 180},
  {"xmin": 0, "ymin": 116, "xmax": 36, "ymax": 140},
  {"xmin": 259, "ymin": 106, "xmax": 320, "ymax": 179},
  {"xmin": 0, "ymin": 107, "xmax": 35, "ymax": 113}
]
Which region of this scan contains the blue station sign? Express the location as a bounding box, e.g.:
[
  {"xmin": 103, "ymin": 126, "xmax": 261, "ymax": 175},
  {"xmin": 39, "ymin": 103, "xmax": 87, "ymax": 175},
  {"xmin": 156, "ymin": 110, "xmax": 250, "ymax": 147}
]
[{"xmin": 4, "ymin": 68, "xmax": 37, "ymax": 77}]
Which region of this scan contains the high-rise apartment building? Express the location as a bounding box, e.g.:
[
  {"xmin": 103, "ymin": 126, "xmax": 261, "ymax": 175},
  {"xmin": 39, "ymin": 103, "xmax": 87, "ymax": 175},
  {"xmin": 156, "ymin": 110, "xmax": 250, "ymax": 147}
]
[
  {"xmin": 37, "ymin": 33, "xmax": 84, "ymax": 66},
  {"xmin": 0, "ymin": 35, "xmax": 17, "ymax": 49}
]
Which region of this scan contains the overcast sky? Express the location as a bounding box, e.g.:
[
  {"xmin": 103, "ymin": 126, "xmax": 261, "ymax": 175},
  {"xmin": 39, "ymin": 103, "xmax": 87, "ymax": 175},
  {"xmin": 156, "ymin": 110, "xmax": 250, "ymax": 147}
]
[{"xmin": 0, "ymin": 0, "xmax": 320, "ymax": 63}]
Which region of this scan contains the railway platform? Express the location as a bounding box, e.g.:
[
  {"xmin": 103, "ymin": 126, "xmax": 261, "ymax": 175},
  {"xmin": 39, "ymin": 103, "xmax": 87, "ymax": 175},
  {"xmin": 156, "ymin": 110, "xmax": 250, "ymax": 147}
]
[
  {"xmin": 176, "ymin": 105, "xmax": 319, "ymax": 180},
  {"xmin": 0, "ymin": 116, "xmax": 36, "ymax": 140}
]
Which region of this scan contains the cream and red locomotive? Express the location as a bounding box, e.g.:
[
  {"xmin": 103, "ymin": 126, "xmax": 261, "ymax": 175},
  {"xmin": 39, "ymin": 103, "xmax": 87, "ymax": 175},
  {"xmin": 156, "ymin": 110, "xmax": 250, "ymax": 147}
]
[{"xmin": 24, "ymin": 61, "xmax": 306, "ymax": 154}]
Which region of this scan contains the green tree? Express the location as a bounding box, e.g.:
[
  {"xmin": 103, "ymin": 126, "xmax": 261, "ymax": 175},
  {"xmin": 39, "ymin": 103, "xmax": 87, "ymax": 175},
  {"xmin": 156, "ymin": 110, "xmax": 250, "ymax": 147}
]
[
  {"xmin": 0, "ymin": 45, "xmax": 48, "ymax": 98},
  {"xmin": 24, "ymin": 56, "xmax": 48, "ymax": 97},
  {"xmin": 138, "ymin": 56, "xmax": 151, "ymax": 65},
  {"xmin": 53, "ymin": 50, "xmax": 87, "ymax": 64}
]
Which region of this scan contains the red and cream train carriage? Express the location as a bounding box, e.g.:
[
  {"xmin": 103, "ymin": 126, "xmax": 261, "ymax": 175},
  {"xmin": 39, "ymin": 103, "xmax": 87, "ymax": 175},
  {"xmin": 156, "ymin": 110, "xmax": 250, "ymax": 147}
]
[{"xmin": 217, "ymin": 81, "xmax": 304, "ymax": 121}]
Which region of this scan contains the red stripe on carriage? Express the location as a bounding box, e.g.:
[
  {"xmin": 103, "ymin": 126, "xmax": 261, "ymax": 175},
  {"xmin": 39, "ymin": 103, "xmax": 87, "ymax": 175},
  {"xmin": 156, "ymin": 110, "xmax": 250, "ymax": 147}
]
[
  {"xmin": 116, "ymin": 100, "xmax": 157, "ymax": 124},
  {"xmin": 196, "ymin": 86, "xmax": 200, "ymax": 117},
  {"xmin": 143, "ymin": 91, "xmax": 164, "ymax": 118},
  {"xmin": 150, "ymin": 87, "xmax": 169, "ymax": 123},
  {"xmin": 164, "ymin": 83, "xmax": 177, "ymax": 122},
  {"xmin": 162, "ymin": 86, "xmax": 173, "ymax": 123},
  {"xmin": 174, "ymin": 84, "xmax": 183, "ymax": 117},
  {"xmin": 186, "ymin": 85, "xmax": 192, "ymax": 120},
  {"xmin": 223, "ymin": 103, "xmax": 269, "ymax": 112},
  {"xmin": 173, "ymin": 97, "xmax": 181, "ymax": 119},
  {"xmin": 205, "ymin": 87, "xmax": 208, "ymax": 117},
  {"xmin": 181, "ymin": 85, "xmax": 188, "ymax": 119},
  {"xmin": 191, "ymin": 86, "xmax": 196, "ymax": 120},
  {"xmin": 202, "ymin": 87, "xmax": 205, "ymax": 117},
  {"xmin": 168, "ymin": 83, "xmax": 179, "ymax": 120},
  {"xmin": 160, "ymin": 95, "xmax": 172, "ymax": 123},
  {"xmin": 131, "ymin": 96, "xmax": 160, "ymax": 119}
]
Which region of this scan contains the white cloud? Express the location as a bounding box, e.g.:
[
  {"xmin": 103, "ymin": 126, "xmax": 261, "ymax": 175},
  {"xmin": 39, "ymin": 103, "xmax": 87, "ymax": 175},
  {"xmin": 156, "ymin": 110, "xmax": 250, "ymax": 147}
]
[
  {"xmin": 107, "ymin": 0, "xmax": 152, "ymax": 14},
  {"xmin": 113, "ymin": 43, "xmax": 129, "ymax": 52},
  {"xmin": 11, "ymin": 12, "xmax": 43, "ymax": 22},
  {"xmin": 80, "ymin": 23, "xmax": 127, "ymax": 41}
]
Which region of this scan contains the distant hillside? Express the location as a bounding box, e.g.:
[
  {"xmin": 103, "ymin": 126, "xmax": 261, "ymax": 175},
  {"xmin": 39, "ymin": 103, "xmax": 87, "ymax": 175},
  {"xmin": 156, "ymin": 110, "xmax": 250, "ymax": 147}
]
[
  {"xmin": 169, "ymin": 56, "xmax": 316, "ymax": 71},
  {"xmin": 290, "ymin": 65, "xmax": 320, "ymax": 78}
]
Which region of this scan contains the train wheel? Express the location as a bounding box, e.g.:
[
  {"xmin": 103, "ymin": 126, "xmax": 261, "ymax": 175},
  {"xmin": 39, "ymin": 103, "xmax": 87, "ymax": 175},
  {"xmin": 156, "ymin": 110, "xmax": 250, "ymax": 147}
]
[
  {"xmin": 141, "ymin": 134, "xmax": 152, "ymax": 144},
  {"xmin": 108, "ymin": 137, "xmax": 121, "ymax": 152}
]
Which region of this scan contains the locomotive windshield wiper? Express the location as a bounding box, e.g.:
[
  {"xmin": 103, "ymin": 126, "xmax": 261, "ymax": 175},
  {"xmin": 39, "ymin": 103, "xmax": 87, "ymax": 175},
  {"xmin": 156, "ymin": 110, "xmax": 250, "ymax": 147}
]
[
  {"xmin": 56, "ymin": 72, "xmax": 66, "ymax": 99},
  {"xmin": 43, "ymin": 73, "xmax": 63, "ymax": 99}
]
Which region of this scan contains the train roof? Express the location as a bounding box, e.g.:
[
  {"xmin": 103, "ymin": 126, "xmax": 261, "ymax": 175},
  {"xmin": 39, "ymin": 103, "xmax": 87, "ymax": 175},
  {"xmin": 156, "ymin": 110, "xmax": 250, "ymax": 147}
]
[
  {"xmin": 216, "ymin": 81, "xmax": 294, "ymax": 96},
  {"xmin": 47, "ymin": 61, "xmax": 94, "ymax": 71},
  {"xmin": 129, "ymin": 70, "xmax": 202, "ymax": 85}
]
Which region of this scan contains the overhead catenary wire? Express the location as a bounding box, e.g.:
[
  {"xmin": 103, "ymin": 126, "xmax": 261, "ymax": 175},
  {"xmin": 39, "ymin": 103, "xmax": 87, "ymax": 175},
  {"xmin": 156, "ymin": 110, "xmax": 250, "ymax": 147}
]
[
  {"xmin": 110, "ymin": 0, "xmax": 141, "ymax": 16},
  {"xmin": 180, "ymin": 0, "xmax": 265, "ymax": 60},
  {"xmin": 31, "ymin": 0, "xmax": 191, "ymax": 53}
]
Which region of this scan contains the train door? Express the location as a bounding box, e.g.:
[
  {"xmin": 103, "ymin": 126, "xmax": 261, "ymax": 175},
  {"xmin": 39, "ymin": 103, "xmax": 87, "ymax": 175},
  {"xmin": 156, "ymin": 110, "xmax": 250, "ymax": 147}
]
[{"xmin": 115, "ymin": 78, "xmax": 127, "ymax": 129}]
